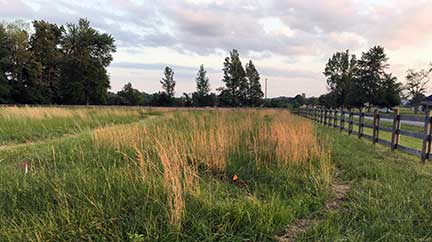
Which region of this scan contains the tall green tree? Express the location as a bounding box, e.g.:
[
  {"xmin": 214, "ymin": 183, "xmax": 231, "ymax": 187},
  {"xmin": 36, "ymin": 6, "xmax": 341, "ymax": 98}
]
[
  {"xmin": 30, "ymin": 20, "xmax": 64, "ymax": 103},
  {"xmin": 60, "ymin": 18, "xmax": 115, "ymax": 105},
  {"xmin": 195, "ymin": 64, "xmax": 210, "ymax": 97},
  {"xmin": 323, "ymin": 49, "xmax": 358, "ymax": 108},
  {"xmin": 356, "ymin": 46, "xmax": 390, "ymax": 110},
  {"xmin": 192, "ymin": 64, "xmax": 213, "ymax": 106},
  {"xmin": 0, "ymin": 24, "xmax": 12, "ymax": 103},
  {"xmin": 219, "ymin": 49, "xmax": 247, "ymax": 106},
  {"xmin": 4, "ymin": 20, "xmax": 43, "ymax": 104},
  {"xmin": 375, "ymin": 73, "xmax": 402, "ymax": 110},
  {"xmin": 161, "ymin": 66, "xmax": 175, "ymax": 98},
  {"xmin": 245, "ymin": 60, "xmax": 263, "ymax": 106},
  {"xmin": 405, "ymin": 68, "xmax": 431, "ymax": 113}
]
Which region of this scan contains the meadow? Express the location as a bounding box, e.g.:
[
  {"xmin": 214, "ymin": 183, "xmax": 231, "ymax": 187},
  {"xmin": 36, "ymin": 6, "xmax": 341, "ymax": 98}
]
[
  {"xmin": 0, "ymin": 107, "xmax": 332, "ymax": 241},
  {"xmin": 2, "ymin": 106, "xmax": 432, "ymax": 241}
]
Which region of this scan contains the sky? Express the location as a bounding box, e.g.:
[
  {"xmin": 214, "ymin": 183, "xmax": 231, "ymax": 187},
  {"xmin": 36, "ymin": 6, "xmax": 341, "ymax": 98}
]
[{"xmin": 1, "ymin": 0, "xmax": 432, "ymax": 97}]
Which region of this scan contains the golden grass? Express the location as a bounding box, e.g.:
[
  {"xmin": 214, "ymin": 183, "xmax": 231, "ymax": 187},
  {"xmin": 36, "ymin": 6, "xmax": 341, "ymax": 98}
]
[
  {"xmin": 92, "ymin": 109, "xmax": 332, "ymax": 228},
  {"xmin": 0, "ymin": 106, "xmax": 143, "ymax": 120},
  {"xmin": 0, "ymin": 106, "xmax": 74, "ymax": 119},
  {"xmin": 251, "ymin": 110, "xmax": 324, "ymax": 167}
]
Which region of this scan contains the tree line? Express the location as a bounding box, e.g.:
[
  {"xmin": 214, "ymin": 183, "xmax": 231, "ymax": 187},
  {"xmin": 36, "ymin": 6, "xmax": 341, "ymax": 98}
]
[
  {"xmin": 108, "ymin": 49, "xmax": 264, "ymax": 107},
  {"xmin": 318, "ymin": 45, "xmax": 432, "ymax": 112},
  {"xmin": 0, "ymin": 19, "xmax": 115, "ymax": 105},
  {"xmin": 1, "ymin": 19, "xmax": 267, "ymax": 107}
]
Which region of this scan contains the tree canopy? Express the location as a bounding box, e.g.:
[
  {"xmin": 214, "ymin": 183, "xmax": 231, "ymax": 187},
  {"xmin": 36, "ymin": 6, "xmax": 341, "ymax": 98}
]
[
  {"xmin": 0, "ymin": 18, "xmax": 115, "ymax": 105},
  {"xmin": 321, "ymin": 46, "xmax": 402, "ymax": 110}
]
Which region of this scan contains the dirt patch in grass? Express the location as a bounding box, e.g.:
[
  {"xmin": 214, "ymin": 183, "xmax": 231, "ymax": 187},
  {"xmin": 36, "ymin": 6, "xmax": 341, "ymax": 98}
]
[{"xmin": 276, "ymin": 178, "xmax": 351, "ymax": 242}]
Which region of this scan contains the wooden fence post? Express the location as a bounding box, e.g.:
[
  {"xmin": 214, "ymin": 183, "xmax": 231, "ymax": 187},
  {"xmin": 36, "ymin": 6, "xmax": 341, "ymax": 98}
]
[
  {"xmin": 421, "ymin": 110, "xmax": 432, "ymax": 162},
  {"xmin": 348, "ymin": 109, "xmax": 353, "ymax": 135},
  {"xmin": 333, "ymin": 109, "xmax": 338, "ymax": 128},
  {"xmin": 330, "ymin": 109, "xmax": 336, "ymax": 128},
  {"xmin": 340, "ymin": 108, "xmax": 345, "ymax": 132},
  {"xmin": 391, "ymin": 109, "xmax": 401, "ymax": 150},
  {"xmin": 372, "ymin": 109, "xmax": 380, "ymax": 144},
  {"xmin": 324, "ymin": 109, "xmax": 327, "ymax": 125},
  {"xmin": 358, "ymin": 109, "xmax": 364, "ymax": 138}
]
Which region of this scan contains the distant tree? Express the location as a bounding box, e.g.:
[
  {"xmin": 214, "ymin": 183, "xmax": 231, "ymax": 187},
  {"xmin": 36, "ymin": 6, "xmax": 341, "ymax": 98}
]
[
  {"xmin": 192, "ymin": 64, "xmax": 213, "ymax": 106},
  {"xmin": 60, "ymin": 18, "xmax": 116, "ymax": 105},
  {"xmin": 180, "ymin": 93, "xmax": 193, "ymax": 107},
  {"xmin": 160, "ymin": 66, "xmax": 175, "ymax": 98},
  {"xmin": 107, "ymin": 92, "xmax": 128, "ymax": 105},
  {"xmin": 30, "ymin": 20, "xmax": 64, "ymax": 103},
  {"xmin": 306, "ymin": 97, "xmax": 319, "ymax": 106},
  {"xmin": 263, "ymin": 96, "xmax": 293, "ymax": 108},
  {"xmin": 117, "ymin": 82, "xmax": 143, "ymax": 106},
  {"xmin": 318, "ymin": 92, "xmax": 338, "ymax": 108},
  {"xmin": 375, "ymin": 73, "xmax": 402, "ymax": 110},
  {"xmin": 405, "ymin": 68, "xmax": 431, "ymax": 113},
  {"xmin": 356, "ymin": 46, "xmax": 390, "ymax": 110},
  {"xmin": 323, "ymin": 50, "xmax": 358, "ymax": 108},
  {"xmin": 218, "ymin": 49, "xmax": 247, "ymax": 106},
  {"xmin": 293, "ymin": 93, "xmax": 307, "ymax": 108},
  {"xmin": 245, "ymin": 60, "xmax": 264, "ymax": 106},
  {"xmin": 151, "ymin": 92, "xmax": 172, "ymax": 106},
  {"xmin": 195, "ymin": 64, "xmax": 210, "ymax": 96}
]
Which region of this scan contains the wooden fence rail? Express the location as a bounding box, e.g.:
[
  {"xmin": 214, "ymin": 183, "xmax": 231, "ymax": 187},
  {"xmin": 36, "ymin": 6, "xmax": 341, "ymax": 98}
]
[{"xmin": 297, "ymin": 107, "xmax": 432, "ymax": 162}]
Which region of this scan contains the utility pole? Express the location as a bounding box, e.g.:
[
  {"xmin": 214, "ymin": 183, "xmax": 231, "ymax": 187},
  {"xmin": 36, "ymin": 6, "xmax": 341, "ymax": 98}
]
[{"xmin": 265, "ymin": 78, "xmax": 267, "ymax": 99}]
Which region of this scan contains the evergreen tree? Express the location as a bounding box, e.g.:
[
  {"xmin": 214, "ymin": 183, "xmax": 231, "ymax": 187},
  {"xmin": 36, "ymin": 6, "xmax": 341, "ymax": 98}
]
[
  {"xmin": 193, "ymin": 64, "xmax": 213, "ymax": 106},
  {"xmin": 219, "ymin": 49, "xmax": 247, "ymax": 106},
  {"xmin": 60, "ymin": 18, "xmax": 115, "ymax": 105},
  {"xmin": 195, "ymin": 64, "xmax": 210, "ymax": 97},
  {"xmin": 245, "ymin": 60, "xmax": 263, "ymax": 106},
  {"xmin": 161, "ymin": 66, "xmax": 175, "ymax": 98}
]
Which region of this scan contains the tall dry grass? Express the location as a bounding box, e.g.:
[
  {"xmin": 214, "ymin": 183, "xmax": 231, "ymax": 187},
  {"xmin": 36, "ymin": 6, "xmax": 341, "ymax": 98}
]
[
  {"xmin": 0, "ymin": 106, "xmax": 143, "ymax": 120},
  {"xmin": 92, "ymin": 109, "xmax": 332, "ymax": 229},
  {"xmin": 250, "ymin": 110, "xmax": 324, "ymax": 167}
]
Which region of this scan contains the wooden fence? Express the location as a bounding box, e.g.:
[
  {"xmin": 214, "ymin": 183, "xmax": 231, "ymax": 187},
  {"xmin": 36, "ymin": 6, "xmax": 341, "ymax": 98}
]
[{"xmin": 297, "ymin": 107, "xmax": 432, "ymax": 162}]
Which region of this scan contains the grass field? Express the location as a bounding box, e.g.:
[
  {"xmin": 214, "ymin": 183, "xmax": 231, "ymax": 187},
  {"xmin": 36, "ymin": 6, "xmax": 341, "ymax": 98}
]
[
  {"xmin": 0, "ymin": 107, "xmax": 333, "ymax": 241},
  {"xmin": 0, "ymin": 106, "xmax": 155, "ymax": 146},
  {"xmin": 1, "ymin": 107, "xmax": 432, "ymax": 241},
  {"xmin": 299, "ymin": 126, "xmax": 432, "ymax": 241}
]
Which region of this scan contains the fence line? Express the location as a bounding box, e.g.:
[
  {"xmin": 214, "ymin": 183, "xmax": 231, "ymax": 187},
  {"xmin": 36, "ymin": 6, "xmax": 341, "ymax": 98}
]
[{"xmin": 297, "ymin": 107, "xmax": 432, "ymax": 162}]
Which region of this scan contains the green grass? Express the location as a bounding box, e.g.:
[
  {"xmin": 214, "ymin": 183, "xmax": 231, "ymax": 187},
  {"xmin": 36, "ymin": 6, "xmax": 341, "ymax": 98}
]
[
  {"xmin": 0, "ymin": 107, "xmax": 154, "ymax": 146},
  {"xmin": 298, "ymin": 125, "xmax": 432, "ymax": 241},
  {"xmin": 0, "ymin": 109, "xmax": 331, "ymax": 241},
  {"xmin": 4, "ymin": 108, "xmax": 431, "ymax": 241}
]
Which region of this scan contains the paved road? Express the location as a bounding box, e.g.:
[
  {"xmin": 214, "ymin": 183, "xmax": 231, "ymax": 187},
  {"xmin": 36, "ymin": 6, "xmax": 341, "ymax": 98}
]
[{"xmin": 365, "ymin": 116, "xmax": 424, "ymax": 127}]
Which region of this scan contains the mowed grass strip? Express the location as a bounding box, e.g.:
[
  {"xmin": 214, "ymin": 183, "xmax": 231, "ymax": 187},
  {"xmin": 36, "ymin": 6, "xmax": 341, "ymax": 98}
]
[
  {"xmin": 0, "ymin": 106, "xmax": 157, "ymax": 146},
  {"xmin": 298, "ymin": 125, "xmax": 432, "ymax": 241},
  {"xmin": 0, "ymin": 110, "xmax": 334, "ymax": 241}
]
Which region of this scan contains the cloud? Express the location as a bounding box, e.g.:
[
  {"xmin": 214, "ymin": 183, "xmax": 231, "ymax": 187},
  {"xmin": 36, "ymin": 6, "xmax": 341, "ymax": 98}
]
[{"xmin": 2, "ymin": 0, "xmax": 432, "ymax": 96}]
